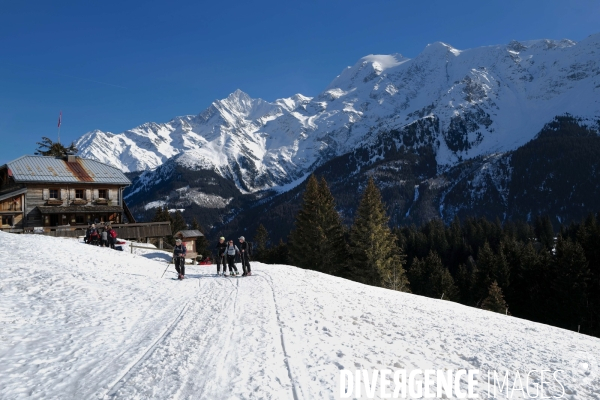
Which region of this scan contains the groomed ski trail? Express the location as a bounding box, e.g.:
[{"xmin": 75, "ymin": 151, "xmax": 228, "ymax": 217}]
[{"xmin": 103, "ymin": 268, "xmax": 297, "ymax": 400}]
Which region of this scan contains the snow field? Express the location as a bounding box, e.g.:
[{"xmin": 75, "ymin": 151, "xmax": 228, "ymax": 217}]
[{"xmin": 1, "ymin": 231, "xmax": 599, "ymax": 399}]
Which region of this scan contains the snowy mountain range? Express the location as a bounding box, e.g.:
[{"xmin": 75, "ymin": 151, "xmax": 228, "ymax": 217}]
[{"xmin": 75, "ymin": 34, "xmax": 600, "ymax": 196}]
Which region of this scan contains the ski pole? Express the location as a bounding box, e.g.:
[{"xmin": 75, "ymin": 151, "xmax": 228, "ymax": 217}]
[{"xmin": 161, "ymin": 258, "xmax": 172, "ymax": 278}]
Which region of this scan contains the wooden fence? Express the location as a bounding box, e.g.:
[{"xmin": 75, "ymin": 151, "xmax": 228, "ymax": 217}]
[{"xmin": 27, "ymin": 221, "xmax": 171, "ymax": 239}]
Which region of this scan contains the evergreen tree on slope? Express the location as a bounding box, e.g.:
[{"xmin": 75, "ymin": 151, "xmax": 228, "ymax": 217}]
[
  {"xmin": 549, "ymin": 237, "xmax": 590, "ymax": 330},
  {"xmin": 253, "ymin": 224, "xmax": 270, "ymax": 262},
  {"xmin": 317, "ymin": 177, "xmax": 347, "ymax": 276},
  {"xmin": 288, "ymin": 175, "xmax": 347, "ymax": 275},
  {"xmin": 288, "ymin": 175, "xmax": 326, "ymax": 271},
  {"xmin": 411, "ymin": 251, "xmax": 459, "ymax": 300},
  {"xmin": 348, "ymin": 177, "xmax": 410, "ymax": 292},
  {"xmin": 481, "ymin": 280, "xmax": 510, "ymax": 314}
]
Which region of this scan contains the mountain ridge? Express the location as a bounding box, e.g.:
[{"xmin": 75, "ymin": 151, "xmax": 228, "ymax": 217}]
[
  {"xmin": 76, "ymin": 34, "xmax": 600, "ymax": 194},
  {"xmin": 72, "ymin": 34, "xmax": 600, "ymax": 233}
]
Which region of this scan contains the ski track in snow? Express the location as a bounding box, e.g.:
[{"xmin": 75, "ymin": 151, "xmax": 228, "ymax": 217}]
[{"xmin": 1, "ymin": 232, "xmax": 600, "ymax": 399}]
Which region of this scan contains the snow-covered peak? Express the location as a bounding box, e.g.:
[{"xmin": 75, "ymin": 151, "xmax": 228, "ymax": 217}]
[
  {"xmin": 422, "ymin": 41, "xmax": 461, "ymax": 56},
  {"xmin": 326, "ymin": 53, "xmax": 409, "ymax": 90},
  {"xmin": 76, "ymin": 34, "xmax": 600, "ymax": 191},
  {"xmin": 274, "ymin": 93, "xmax": 312, "ymax": 112}
]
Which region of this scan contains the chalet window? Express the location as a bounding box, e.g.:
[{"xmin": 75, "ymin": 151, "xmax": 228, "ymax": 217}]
[
  {"xmin": 75, "ymin": 189, "xmax": 84, "ymax": 199},
  {"xmin": 49, "ymin": 189, "xmax": 59, "ymax": 199},
  {"xmin": 2, "ymin": 215, "xmax": 13, "ymax": 226},
  {"xmin": 75, "ymin": 215, "xmax": 85, "ymax": 224},
  {"xmin": 98, "ymin": 189, "xmax": 107, "ymax": 199}
]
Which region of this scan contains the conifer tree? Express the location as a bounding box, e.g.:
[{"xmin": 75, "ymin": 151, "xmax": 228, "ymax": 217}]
[
  {"xmin": 152, "ymin": 206, "xmax": 169, "ymax": 222},
  {"xmin": 407, "ymin": 256, "xmax": 427, "ymax": 294},
  {"xmin": 288, "ymin": 175, "xmax": 326, "ymax": 271},
  {"xmin": 288, "ymin": 175, "xmax": 347, "ymax": 275},
  {"xmin": 348, "ymin": 177, "xmax": 410, "ymax": 292},
  {"xmin": 317, "ymin": 177, "xmax": 347, "ymax": 276},
  {"xmin": 505, "ymin": 241, "xmax": 543, "ymax": 319},
  {"xmin": 168, "ymin": 210, "xmax": 187, "ymax": 245},
  {"xmin": 254, "ymin": 224, "xmax": 270, "ymax": 262},
  {"xmin": 272, "ymin": 239, "xmax": 289, "ymax": 265},
  {"xmin": 427, "ymin": 251, "xmax": 459, "ymax": 301},
  {"xmin": 191, "ymin": 217, "xmax": 208, "ymax": 259},
  {"xmin": 549, "ymin": 237, "xmax": 590, "ymax": 329},
  {"xmin": 534, "ymin": 215, "xmax": 555, "ymax": 250},
  {"xmin": 35, "ymin": 136, "xmax": 78, "ymax": 157},
  {"xmin": 482, "ymin": 281, "xmax": 510, "ymax": 314},
  {"xmin": 408, "ymin": 251, "xmax": 458, "ymax": 300},
  {"xmin": 456, "ymin": 260, "xmax": 477, "ymax": 305},
  {"xmin": 475, "ymin": 241, "xmax": 510, "ymax": 302}
]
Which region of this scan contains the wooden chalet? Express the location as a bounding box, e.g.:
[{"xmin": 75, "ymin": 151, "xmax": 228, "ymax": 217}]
[{"xmin": 0, "ymin": 155, "xmax": 132, "ymax": 232}]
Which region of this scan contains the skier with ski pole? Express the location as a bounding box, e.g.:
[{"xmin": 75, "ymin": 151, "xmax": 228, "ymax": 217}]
[{"xmin": 173, "ymin": 238, "xmax": 187, "ymax": 280}]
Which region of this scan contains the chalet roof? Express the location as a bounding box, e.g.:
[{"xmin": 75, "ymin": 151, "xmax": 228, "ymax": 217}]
[
  {"xmin": 0, "ymin": 187, "xmax": 27, "ymax": 202},
  {"xmin": 1, "ymin": 155, "xmax": 131, "ymax": 185},
  {"xmin": 175, "ymin": 230, "xmax": 205, "ymax": 238},
  {"xmin": 38, "ymin": 205, "xmax": 124, "ymax": 214}
]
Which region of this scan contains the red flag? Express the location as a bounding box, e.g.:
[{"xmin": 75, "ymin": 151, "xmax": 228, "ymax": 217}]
[{"xmin": 57, "ymin": 111, "xmax": 62, "ymax": 128}]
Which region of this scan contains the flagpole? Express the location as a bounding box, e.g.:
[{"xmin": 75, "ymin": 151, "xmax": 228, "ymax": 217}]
[{"xmin": 57, "ymin": 111, "xmax": 62, "ymax": 144}]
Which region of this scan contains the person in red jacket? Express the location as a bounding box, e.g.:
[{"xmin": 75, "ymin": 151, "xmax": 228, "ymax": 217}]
[{"xmin": 107, "ymin": 226, "xmax": 117, "ymax": 249}]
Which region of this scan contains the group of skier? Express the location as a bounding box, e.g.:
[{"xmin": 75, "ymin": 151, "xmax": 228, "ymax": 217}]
[
  {"xmin": 215, "ymin": 236, "xmax": 252, "ymax": 277},
  {"xmin": 84, "ymin": 223, "xmax": 118, "ymax": 249},
  {"xmin": 171, "ymin": 235, "xmax": 252, "ymax": 280}
]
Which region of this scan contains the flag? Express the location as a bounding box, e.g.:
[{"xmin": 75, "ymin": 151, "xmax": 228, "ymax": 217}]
[{"xmin": 57, "ymin": 111, "xmax": 62, "ymax": 128}]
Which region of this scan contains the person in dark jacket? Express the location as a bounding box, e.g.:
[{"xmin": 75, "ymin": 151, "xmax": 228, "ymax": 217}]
[
  {"xmin": 225, "ymin": 240, "xmax": 240, "ymax": 276},
  {"xmin": 173, "ymin": 238, "xmax": 187, "ymax": 280},
  {"xmin": 215, "ymin": 236, "xmax": 228, "ymax": 276},
  {"xmin": 238, "ymin": 236, "xmax": 252, "ymax": 276},
  {"xmin": 84, "ymin": 224, "xmax": 92, "ymax": 244}
]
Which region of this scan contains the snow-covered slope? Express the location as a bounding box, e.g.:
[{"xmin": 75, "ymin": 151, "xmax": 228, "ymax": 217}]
[
  {"xmin": 1, "ymin": 232, "xmax": 599, "ymax": 399},
  {"xmin": 76, "ymin": 34, "xmax": 600, "ymax": 193}
]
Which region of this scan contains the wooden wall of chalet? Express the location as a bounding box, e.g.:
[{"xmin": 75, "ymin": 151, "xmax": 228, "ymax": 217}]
[
  {"xmin": 0, "ymin": 193, "xmax": 24, "ymax": 228},
  {"xmin": 23, "ymin": 184, "xmax": 124, "ymax": 228}
]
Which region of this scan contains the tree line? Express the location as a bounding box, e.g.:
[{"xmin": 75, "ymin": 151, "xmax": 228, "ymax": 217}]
[{"xmin": 251, "ymin": 174, "xmax": 600, "ymax": 338}]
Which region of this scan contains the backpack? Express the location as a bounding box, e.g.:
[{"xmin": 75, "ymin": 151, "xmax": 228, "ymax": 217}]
[
  {"xmin": 247, "ymin": 241, "xmax": 253, "ymax": 256},
  {"xmin": 110, "ymin": 230, "xmax": 117, "ymax": 239}
]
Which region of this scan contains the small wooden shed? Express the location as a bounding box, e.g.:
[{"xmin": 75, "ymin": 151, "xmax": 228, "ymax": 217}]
[{"xmin": 175, "ymin": 229, "xmax": 205, "ymax": 264}]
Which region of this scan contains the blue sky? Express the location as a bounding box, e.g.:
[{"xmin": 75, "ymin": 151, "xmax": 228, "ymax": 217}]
[{"xmin": 1, "ymin": 0, "xmax": 598, "ymax": 165}]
